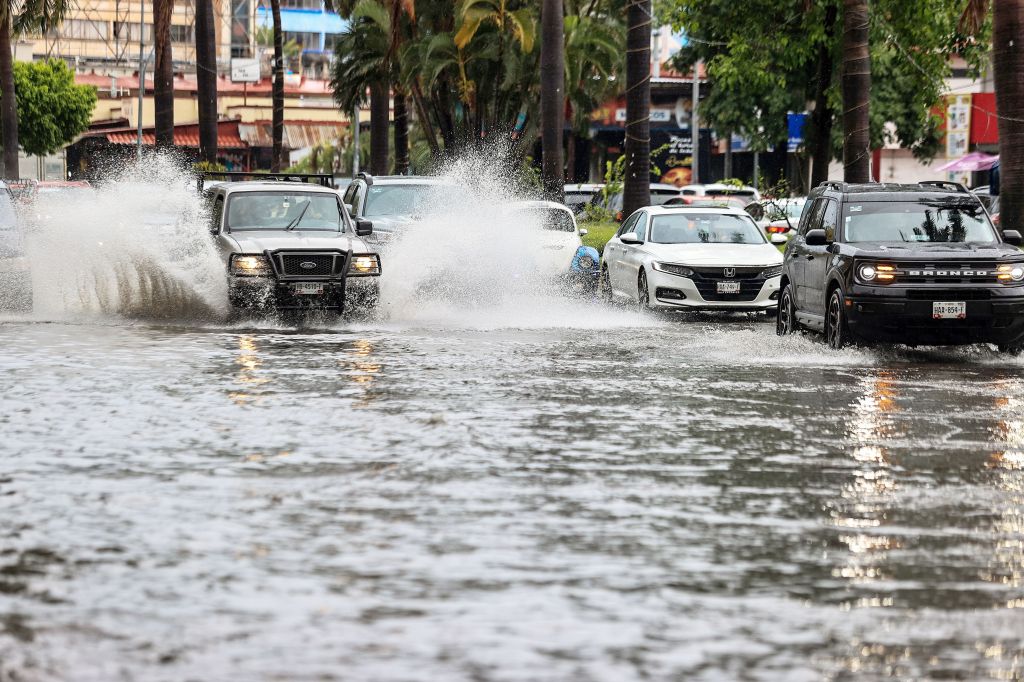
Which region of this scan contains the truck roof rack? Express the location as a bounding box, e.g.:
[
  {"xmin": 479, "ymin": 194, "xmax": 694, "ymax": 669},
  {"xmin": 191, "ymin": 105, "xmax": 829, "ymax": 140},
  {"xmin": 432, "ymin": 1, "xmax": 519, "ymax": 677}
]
[
  {"xmin": 918, "ymin": 180, "xmax": 969, "ymax": 193},
  {"xmin": 819, "ymin": 181, "xmax": 847, "ymax": 192},
  {"xmin": 355, "ymin": 171, "xmax": 374, "ymax": 186},
  {"xmin": 198, "ymin": 171, "xmax": 335, "ymax": 192}
]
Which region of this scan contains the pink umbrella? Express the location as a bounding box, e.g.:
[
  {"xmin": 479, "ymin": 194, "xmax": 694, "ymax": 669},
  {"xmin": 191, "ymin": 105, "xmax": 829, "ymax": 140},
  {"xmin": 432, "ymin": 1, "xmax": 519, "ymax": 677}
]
[{"xmin": 936, "ymin": 151, "xmax": 999, "ymax": 172}]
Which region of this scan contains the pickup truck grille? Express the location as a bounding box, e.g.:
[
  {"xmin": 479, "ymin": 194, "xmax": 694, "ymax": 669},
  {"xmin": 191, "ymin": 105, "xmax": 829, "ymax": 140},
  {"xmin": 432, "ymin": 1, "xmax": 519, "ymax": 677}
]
[{"xmin": 269, "ymin": 251, "xmax": 346, "ymax": 279}]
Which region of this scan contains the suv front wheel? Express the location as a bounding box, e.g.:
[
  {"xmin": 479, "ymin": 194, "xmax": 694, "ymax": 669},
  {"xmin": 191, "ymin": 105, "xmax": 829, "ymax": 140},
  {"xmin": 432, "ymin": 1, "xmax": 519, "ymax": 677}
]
[
  {"xmin": 826, "ymin": 288, "xmax": 851, "ymax": 350},
  {"xmin": 776, "ymin": 285, "xmax": 796, "ymax": 336}
]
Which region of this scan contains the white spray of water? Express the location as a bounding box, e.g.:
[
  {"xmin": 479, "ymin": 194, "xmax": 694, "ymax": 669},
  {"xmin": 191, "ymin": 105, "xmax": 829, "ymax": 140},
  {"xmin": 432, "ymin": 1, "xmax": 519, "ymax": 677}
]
[{"xmin": 17, "ymin": 155, "xmax": 226, "ymax": 322}]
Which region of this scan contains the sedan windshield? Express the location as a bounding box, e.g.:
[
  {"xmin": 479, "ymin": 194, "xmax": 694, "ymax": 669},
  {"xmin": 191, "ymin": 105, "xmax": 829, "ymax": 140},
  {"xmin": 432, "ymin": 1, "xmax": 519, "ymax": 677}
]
[
  {"xmin": 227, "ymin": 192, "xmax": 342, "ymax": 231},
  {"xmin": 650, "ymin": 213, "xmax": 767, "ymax": 244},
  {"xmin": 515, "ymin": 208, "xmax": 575, "ymax": 231},
  {"xmin": 843, "ymin": 201, "xmax": 997, "ymax": 243}
]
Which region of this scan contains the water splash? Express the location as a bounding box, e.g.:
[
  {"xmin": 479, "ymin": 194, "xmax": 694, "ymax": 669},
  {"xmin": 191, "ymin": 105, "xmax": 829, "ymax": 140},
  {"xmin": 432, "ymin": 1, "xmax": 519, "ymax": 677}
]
[{"xmin": 10, "ymin": 154, "xmax": 226, "ymax": 322}]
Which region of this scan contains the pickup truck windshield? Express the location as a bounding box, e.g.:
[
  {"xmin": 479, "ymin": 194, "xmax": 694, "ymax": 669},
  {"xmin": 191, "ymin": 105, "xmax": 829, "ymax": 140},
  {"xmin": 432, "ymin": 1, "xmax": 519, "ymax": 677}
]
[
  {"xmin": 650, "ymin": 213, "xmax": 767, "ymax": 244},
  {"xmin": 843, "ymin": 201, "xmax": 997, "ymax": 243},
  {"xmin": 227, "ymin": 192, "xmax": 341, "ymax": 231}
]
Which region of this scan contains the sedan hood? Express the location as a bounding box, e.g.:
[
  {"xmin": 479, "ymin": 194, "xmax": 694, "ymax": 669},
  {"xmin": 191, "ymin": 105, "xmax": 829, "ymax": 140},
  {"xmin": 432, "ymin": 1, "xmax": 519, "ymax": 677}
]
[
  {"xmin": 228, "ymin": 229, "xmax": 366, "ymax": 253},
  {"xmin": 647, "ymin": 242, "xmax": 782, "ymax": 266}
]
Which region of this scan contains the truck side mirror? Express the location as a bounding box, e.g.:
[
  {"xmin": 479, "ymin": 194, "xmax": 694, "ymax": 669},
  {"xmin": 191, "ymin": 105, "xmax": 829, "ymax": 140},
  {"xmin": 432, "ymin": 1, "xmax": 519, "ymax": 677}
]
[{"xmin": 355, "ymin": 219, "xmax": 373, "ymax": 236}]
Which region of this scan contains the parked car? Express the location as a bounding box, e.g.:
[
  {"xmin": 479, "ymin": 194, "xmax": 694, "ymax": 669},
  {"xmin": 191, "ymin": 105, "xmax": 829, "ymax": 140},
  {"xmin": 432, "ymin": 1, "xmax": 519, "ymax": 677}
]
[
  {"xmin": 563, "ymin": 183, "xmax": 604, "ymax": 216},
  {"xmin": 746, "ymin": 197, "xmax": 808, "ymax": 240},
  {"xmin": 508, "ymin": 200, "xmax": 600, "ymax": 293},
  {"xmin": 679, "ymin": 183, "xmax": 761, "ymax": 202},
  {"xmin": 603, "ymin": 183, "xmax": 683, "ymax": 220},
  {"xmin": 777, "ymin": 180, "xmax": 1024, "ymax": 352},
  {"xmin": 204, "ymin": 175, "xmax": 380, "ymax": 314},
  {"xmin": 599, "ymin": 204, "xmax": 784, "ymax": 313},
  {"xmin": 342, "ymin": 173, "xmax": 461, "ymax": 249}
]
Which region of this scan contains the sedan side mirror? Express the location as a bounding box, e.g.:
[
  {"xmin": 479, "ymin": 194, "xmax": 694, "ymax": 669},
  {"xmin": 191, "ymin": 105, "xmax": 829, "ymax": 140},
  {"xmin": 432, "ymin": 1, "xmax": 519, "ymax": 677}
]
[
  {"xmin": 579, "ymin": 228, "xmax": 589, "ymax": 236},
  {"xmin": 355, "ymin": 219, "xmax": 373, "ymax": 236},
  {"xmin": 1003, "ymin": 229, "xmax": 1022, "ymax": 246},
  {"xmin": 620, "ymin": 232, "xmax": 642, "ymax": 245},
  {"xmin": 805, "ymin": 228, "xmax": 828, "ymax": 246}
]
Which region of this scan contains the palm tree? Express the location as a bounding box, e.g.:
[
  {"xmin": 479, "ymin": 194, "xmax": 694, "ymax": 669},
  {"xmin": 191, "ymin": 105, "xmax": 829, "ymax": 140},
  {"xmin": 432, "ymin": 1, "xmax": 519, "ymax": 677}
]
[
  {"xmin": 563, "ymin": 14, "xmax": 620, "ymax": 181},
  {"xmin": 540, "ymin": 0, "xmax": 564, "ymax": 200},
  {"xmin": 992, "ymin": 0, "xmax": 1024, "ymax": 230},
  {"xmin": 0, "ymin": 0, "xmax": 75, "ymax": 177},
  {"xmin": 271, "ymin": 0, "xmax": 284, "ymax": 171},
  {"xmin": 622, "ymin": 0, "xmax": 650, "ymax": 217},
  {"xmin": 810, "ymin": 4, "xmax": 838, "ymax": 187},
  {"xmin": 453, "ymin": 0, "xmax": 535, "ymax": 135},
  {"xmin": 194, "ymin": 0, "xmax": 218, "ymax": 164},
  {"xmin": 841, "ymin": 0, "xmax": 870, "ymax": 182},
  {"xmin": 153, "ymin": 0, "xmax": 174, "ymax": 147}
]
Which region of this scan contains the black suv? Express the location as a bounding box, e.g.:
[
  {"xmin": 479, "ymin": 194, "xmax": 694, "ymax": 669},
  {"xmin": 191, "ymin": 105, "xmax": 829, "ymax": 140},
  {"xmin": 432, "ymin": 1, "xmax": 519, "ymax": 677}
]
[{"xmin": 776, "ymin": 181, "xmax": 1024, "ymax": 351}]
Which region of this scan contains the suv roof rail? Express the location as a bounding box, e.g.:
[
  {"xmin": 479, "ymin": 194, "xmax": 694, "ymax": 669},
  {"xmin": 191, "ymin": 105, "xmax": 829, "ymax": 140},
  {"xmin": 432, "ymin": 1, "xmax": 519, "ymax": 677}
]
[
  {"xmin": 355, "ymin": 171, "xmax": 374, "ymax": 186},
  {"xmin": 819, "ymin": 181, "xmax": 846, "ymax": 192},
  {"xmin": 197, "ymin": 171, "xmax": 335, "ymax": 193},
  {"xmin": 919, "ymin": 180, "xmax": 969, "ymax": 193}
]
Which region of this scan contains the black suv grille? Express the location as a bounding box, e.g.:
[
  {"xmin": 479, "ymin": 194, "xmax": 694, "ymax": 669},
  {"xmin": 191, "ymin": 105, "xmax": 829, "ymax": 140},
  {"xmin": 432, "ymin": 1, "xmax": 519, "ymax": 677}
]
[
  {"xmin": 272, "ymin": 252, "xmax": 344, "ymax": 278},
  {"xmin": 893, "ymin": 261, "xmax": 998, "ymax": 284}
]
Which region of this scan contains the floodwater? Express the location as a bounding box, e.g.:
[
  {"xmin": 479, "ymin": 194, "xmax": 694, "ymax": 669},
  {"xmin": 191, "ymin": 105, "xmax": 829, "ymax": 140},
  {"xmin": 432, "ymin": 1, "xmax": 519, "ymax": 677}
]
[{"xmin": 1, "ymin": 164, "xmax": 1023, "ymax": 680}]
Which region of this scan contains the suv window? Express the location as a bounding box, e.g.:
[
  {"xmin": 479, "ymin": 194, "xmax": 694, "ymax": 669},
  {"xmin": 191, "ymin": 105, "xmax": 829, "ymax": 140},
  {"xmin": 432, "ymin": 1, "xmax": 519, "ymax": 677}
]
[
  {"xmin": 797, "ymin": 198, "xmax": 819, "ymax": 235},
  {"xmin": 617, "ymin": 212, "xmax": 641, "ymax": 237},
  {"xmin": 212, "ymin": 195, "xmax": 224, "ymax": 233},
  {"xmin": 801, "ymin": 198, "xmax": 827, "ymax": 236},
  {"xmin": 821, "ymin": 199, "xmax": 838, "ymax": 241},
  {"xmin": 343, "ymin": 183, "xmax": 358, "ymax": 207},
  {"xmin": 842, "ymin": 200, "xmax": 997, "ymax": 243}
]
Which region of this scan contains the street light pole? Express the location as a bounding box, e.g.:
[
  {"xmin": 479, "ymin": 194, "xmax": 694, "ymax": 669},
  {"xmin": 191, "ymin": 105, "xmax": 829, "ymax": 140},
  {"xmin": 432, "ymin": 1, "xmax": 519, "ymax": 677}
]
[{"xmin": 352, "ymin": 104, "xmax": 360, "ymax": 176}]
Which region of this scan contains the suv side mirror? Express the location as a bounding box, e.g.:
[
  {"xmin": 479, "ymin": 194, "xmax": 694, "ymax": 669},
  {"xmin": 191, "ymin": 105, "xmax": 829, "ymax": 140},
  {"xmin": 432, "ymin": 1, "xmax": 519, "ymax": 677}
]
[
  {"xmin": 620, "ymin": 232, "xmax": 642, "ymax": 245},
  {"xmin": 355, "ymin": 219, "xmax": 373, "ymax": 236},
  {"xmin": 1003, "ymin": 229, "xmax": 1022, "ymax": 246},
  {"xmin": 805, "ymin": 228, "xmax": 828, "ymax": 246}
]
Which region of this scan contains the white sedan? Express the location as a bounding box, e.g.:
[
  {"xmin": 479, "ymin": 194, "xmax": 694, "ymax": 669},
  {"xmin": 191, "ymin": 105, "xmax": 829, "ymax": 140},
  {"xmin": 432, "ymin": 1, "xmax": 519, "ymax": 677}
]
[{"xmin": 599, "ymin": 205, "xmax": 784, "ymax": 312}]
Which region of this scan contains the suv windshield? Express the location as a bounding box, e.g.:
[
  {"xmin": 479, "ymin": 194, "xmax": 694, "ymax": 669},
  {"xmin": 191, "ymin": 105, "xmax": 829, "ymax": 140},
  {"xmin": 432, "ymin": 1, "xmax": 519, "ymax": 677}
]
[
  {"xmin": 650, "ymin": 213, "xmax": 766, "ymax": 244},
  {"xmin": 228, "ymin": 192, "xmax": 342, "ymax": 231},
  {"xmin": 843, "ymin": 201, "xmax": 997, "ymax": 243},
  {"xmin": 363, "ymin": 184, "xmax": 446, "ymax": 217}
]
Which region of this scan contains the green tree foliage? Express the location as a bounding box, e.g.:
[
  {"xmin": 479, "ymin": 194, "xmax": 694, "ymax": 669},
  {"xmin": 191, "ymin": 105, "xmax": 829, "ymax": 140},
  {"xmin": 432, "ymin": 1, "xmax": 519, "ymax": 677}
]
[
  {"xmin": 668, "ymin": 0, "xmax": 990, "ymax": 165},
  {"xmin": 12, "ymin": 59, "xmax": 96, "ymax": 156}
]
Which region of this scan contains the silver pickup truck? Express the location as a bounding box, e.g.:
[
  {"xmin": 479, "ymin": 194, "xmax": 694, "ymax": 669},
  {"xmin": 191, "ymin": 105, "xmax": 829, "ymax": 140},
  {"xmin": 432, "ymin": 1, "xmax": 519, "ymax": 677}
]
[{"xmin": 204, "ymin": 175, "xmax": 381, "ymax": 314}]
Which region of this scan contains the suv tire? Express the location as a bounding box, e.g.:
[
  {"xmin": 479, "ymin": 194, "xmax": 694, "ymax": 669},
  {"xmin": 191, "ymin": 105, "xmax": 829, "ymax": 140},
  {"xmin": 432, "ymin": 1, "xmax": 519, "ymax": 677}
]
[
  {"xmin": 776, "ymin": 285, "xmax": 796, "ymax": 336},
  {"xmin": 826, "ymin": 288, "xmax": 851, "ymax": 350}
]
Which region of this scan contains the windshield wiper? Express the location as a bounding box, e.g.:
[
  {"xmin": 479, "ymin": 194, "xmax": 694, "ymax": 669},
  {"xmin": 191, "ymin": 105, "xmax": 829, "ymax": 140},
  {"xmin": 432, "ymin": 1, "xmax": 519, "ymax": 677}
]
[{"xmin": 285, "ymin": 203, "xmax": 311, "ymax": 231}]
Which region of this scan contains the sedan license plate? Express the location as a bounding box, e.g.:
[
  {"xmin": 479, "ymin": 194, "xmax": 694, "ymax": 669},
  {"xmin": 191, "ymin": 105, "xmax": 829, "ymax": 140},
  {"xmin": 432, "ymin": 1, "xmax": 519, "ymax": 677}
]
[
  {"xmin": 293, "ymin": 282, "xmax": 324, "ymax": 296},
  {"xmin": 932, "ymin": 301, "xmax": 966, "ymax": 319},
  {"xmin": 717, "ymin": 281, "xmax": 741, "ymax": 294}
]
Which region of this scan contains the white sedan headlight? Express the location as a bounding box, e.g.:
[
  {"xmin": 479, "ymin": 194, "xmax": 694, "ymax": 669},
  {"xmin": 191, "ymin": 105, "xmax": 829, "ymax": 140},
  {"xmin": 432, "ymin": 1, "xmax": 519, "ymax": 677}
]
[
  {"xmin": 230, "ymin": 254, "xmax": 272, "ymax": 276},
  {"xmin": 760, "ymin": 265, "xmax": 783, "ymax": 278},
  {"xmin": 652, "ymin": 262, "xmax": 694, "ymax": 277}
]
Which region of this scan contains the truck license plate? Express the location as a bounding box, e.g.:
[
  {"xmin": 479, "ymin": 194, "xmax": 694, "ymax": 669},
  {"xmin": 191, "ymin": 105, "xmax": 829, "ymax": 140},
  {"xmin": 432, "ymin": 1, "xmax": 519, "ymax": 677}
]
[
  {"xmin": 293, "ymin": 282, "xmax": 324, "ymax": 295},
  {"xmin": 717, "ymin": 281, "xmax": 741, "ymax": 294},
  {"xmin": 932, "ymin": 301, "xmax": 966, "ymax": 319}
]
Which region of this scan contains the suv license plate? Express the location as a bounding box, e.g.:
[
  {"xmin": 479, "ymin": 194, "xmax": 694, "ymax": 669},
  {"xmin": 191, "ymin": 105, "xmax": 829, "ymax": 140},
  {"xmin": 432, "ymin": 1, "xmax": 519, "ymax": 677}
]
[
  {"xmin": 293, "ymin": 282, "xmax": 324, "ymax": 296},
  {"xmin": 933, "ymin": 301, "xmax": 966, "ymax": 319},
  {"xmin": 717, "ymin": 281, "xmax": 741, "ymax": 294}
]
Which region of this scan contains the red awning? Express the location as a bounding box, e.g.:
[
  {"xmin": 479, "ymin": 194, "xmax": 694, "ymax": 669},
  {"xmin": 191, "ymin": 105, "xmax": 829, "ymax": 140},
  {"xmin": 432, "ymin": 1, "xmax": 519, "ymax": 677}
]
[{"xmin": 104, "ymin": 129, "xmax": 247, "ymax": 148}]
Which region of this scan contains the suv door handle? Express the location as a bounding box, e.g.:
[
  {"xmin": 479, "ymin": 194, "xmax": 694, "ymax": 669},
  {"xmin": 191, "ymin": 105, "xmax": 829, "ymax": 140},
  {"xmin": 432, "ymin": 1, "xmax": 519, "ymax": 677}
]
[{"xmin": 806, "ymin": 254, "xmax": 815, "ymax": 260}]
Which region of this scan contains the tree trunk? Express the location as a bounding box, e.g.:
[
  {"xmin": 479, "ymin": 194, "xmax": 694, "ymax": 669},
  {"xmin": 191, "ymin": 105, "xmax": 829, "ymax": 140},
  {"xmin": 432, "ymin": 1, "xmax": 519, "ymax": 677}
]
[
  {"xmin": 0, "ymin": 15, "xmax": 18, "ymax": 179},
  {"xmin": 410, "ymin": 79, "xmax": 439, "ymax": 154},
  {"xmin": 369, "ymin": 81, "xmax": 390, "ymax": 175},
  {"xmin": 540, "ymin": 0, "xmax": 565, "ymax": 200},
  {"xmin": 623, "ymin": 0, "xmax": 651, "ymax": 217},
  {"xmin": 394, "ymin": 89, "xmax": 409, "ymax": 174},
  {"xmin": 724, "ymin": 137, "xmax": 732, "ymax": 178},
  {"xmin": 994, "ymin": 0, "xmax": 1024, "ymax": 230},
  {"xmin": 195, "ymin": 0, "xmax": 218, "ymax": 164},
  {"xmin": 841, "ymin": 0, "xmax": 870, "ymax": 183},
  {"xmin": 153, "ymin": 0, "xmax": 175, "ymax": 148},
  {"xmin": 566, "ymin": 133, "xmax": 576, "ymax": 183},
  {"xmin": 271, "ymin": 0, "xmax": 284, "ymax": 171},
  {"xmin": 810, "ymin": 3, "xmax": 837, "ymax": 188}
]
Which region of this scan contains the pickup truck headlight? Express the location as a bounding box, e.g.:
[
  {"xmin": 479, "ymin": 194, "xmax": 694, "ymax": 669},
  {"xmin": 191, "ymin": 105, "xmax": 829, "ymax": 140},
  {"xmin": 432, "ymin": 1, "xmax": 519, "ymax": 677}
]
[
  {"xmin": 652, "ymin": 262, "xmax": 694, "ymax": 277},
  {"xmin": 348, "ymin": 253, "xmax": 381, "ymax": 276},
  {"xmin": 997, "ymin": 263, "xmax": 1024, "ymax": 282},
  {"xmin": 230, "ymin": 254, "xmax": 272, "ymax": 276}
]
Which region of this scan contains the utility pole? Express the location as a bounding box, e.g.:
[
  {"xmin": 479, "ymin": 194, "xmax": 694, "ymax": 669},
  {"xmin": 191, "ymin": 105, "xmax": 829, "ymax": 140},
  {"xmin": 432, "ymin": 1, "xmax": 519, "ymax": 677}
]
[
  {"xmin": 352, "ymin": 104, "xmax": 360, "ymax": 176},
  {"xmin": 691, "ymin": 59, "xmax": 700, "ymax": 184}
]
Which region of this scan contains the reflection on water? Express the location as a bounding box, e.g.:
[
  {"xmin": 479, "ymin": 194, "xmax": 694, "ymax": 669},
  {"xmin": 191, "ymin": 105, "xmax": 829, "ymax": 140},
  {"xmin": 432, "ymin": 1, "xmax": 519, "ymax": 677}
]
[{"xmin": 229, "ymin": 334, "xmax": 268, "ymax": 406}]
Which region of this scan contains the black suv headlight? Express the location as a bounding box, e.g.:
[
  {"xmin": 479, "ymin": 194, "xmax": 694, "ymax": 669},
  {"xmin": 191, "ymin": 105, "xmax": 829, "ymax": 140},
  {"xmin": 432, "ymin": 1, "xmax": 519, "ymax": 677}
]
[
  {"xmin": 652, "ymin": 262, "xmax": 694, "ymax": 277},
  {"xmin": 855, "ymin": 261, "xmax": 895, "ymax": 284},
  {"xmin": 230, "ymin": 253, "xmax": 272, "ymax": 276},
  {"xmin": 997, "ymin": 263, "xmax": 1024, "ymax": 283},
  {"xmin": 759, "ymin": 265, "xmax": 782, "ymax": 278}
]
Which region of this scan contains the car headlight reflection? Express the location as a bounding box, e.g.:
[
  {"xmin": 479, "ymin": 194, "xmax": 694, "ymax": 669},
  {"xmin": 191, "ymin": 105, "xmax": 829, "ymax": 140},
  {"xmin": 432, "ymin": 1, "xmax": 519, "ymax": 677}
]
[
  {"xmin": 652, "ymin": 262, "xmax": 694, "ymax": 277},
  {"xmin": 348, "ymin": 253, "xmax": 381, "ymax": 275},
  {"xmin": 230, "ymin": 254, "xmax": 272, "ymax": 276}
]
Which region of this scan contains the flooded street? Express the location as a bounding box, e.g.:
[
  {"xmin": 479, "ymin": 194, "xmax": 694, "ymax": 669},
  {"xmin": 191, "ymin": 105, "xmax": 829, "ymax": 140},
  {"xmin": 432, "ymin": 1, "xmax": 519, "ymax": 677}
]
[{"xmin": 2, "ymin": 311, "xmax": 1023, "ymax": 680}]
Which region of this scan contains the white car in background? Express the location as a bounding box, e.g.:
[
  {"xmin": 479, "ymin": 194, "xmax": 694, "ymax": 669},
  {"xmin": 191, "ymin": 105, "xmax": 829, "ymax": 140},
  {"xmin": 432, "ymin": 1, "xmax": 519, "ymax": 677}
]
[
  {"xmin": 745, "ymin": 197, "xmax": 807, "ymax": 240},
  {"xmin": 679, "ymin": 183, "xmax": 761, "ymax": 202},
  {"xmin": 599, "ymin": 205, "xmax": 783, "ymax": 313},
  {"xmin": 507, "ymin": 200, "xmax": 599, "ymax": 291}
]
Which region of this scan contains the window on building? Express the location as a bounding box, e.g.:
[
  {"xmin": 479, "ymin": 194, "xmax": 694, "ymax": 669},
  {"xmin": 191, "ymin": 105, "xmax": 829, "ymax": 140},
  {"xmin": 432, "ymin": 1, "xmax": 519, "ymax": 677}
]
[
  {"xmin": 284, "ymin": 31, "xmax": 320, "ymax": 49},
  {"xmin": 49, "ymin": 19, "xmax": 110, "ymax": 40},
  {"xmin": 281, "ymin": 0, "xmax": 322, "ymax": 8},
  {"xmin": 170, "ymin": 24, "xmax": 194, "ymax": 43},
  {"xmin": 113, "ymin": 21, "xmax": 152, "ymax": 43}
]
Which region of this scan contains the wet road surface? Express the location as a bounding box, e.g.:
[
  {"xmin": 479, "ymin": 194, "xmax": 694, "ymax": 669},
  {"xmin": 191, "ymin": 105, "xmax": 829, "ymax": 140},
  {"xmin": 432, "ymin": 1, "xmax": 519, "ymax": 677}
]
[{"xmin": 1, "ymin": 312, "xmax": 1023, "ymax": 681}]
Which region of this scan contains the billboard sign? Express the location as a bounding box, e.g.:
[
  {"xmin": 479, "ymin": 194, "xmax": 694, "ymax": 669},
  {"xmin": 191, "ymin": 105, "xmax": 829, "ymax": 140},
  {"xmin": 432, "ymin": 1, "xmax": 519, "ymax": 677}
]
[{"xmin": 230, "ymin": 58, "xmax": 261, "ymax": 83}]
